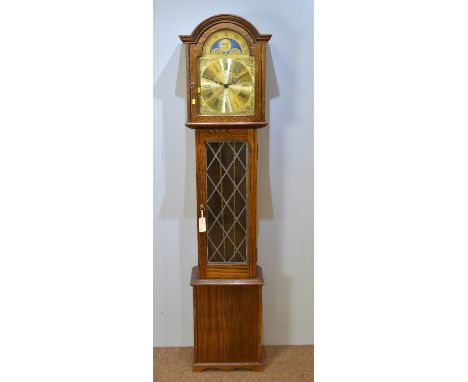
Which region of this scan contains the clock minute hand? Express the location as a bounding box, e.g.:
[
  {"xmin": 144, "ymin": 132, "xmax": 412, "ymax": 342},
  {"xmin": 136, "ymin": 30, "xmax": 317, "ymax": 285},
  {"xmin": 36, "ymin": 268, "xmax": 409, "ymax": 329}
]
[{"xmin": 202, "ymin": 76, "xmax": 226, "ymax": 87}]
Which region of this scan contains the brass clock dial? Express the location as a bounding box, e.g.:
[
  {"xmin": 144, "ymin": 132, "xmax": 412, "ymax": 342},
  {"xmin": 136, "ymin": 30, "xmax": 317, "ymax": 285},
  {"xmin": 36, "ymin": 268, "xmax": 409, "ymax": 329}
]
[{"xmin": 198, "ymin": 57, "xmax": 255, "ymax": 115}]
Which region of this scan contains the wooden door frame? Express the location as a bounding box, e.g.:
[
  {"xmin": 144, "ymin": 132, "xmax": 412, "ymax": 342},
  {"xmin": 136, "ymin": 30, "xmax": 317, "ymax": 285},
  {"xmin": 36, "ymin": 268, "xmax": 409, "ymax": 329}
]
[{"xmin": 195, "ymin": 129, "xmax": 257, "ymax": 279}]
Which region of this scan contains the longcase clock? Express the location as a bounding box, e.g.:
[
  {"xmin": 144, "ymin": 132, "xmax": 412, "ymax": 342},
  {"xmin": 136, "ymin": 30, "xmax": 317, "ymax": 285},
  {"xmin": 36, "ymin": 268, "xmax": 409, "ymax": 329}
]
[{"xmin": 179, "ymin": 14, "xmax": 271, "ymax": 372}]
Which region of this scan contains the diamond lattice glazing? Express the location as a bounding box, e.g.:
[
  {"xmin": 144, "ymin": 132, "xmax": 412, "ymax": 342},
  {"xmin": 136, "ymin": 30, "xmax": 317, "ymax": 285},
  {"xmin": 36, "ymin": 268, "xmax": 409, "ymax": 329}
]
[{"xmin": 205, "ymin": 141, "xmax": 248, "ymax": 264}]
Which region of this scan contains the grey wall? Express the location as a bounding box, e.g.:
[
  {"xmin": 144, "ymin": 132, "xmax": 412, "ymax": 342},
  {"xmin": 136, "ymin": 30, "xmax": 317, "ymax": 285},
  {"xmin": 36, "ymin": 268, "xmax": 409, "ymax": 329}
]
[{"xmin": 154, "ymin": 0, "xmax": 313, "ymax": 346}]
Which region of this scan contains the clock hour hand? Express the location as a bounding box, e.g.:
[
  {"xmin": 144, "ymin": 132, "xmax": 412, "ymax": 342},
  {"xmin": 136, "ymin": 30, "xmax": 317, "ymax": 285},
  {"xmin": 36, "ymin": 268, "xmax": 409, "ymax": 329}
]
[
  {"xmin": 213, "ymin": 79, "xmax": 228, "ymax": 87},
  {"xmin": 213, "ymin": 79, "xmax": 230, "ymax": 88}
]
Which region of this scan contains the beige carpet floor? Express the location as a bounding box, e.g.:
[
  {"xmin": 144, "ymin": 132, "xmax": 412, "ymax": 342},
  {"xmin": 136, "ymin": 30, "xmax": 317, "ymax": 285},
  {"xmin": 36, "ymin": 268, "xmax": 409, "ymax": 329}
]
[{"xmin": 154, "ymin": 345, "xmax": 313, "ymax": 382}]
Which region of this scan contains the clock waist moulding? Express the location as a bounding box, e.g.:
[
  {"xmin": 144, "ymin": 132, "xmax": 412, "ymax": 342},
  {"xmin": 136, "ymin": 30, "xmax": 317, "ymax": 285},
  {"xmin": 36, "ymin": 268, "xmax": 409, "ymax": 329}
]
[{"xmin": 179, "ymin": 14, "xmax": 271, "ymax": 372}]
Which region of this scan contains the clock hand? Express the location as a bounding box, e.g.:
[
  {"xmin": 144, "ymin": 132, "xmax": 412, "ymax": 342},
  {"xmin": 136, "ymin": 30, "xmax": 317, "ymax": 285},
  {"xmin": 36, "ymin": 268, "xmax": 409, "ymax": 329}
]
[
  {"xmin": 214, "ymin": 80, "xmax": 226, "ymax": 86},
  {"xmin": 202, "ymin": 76, "xmax": 226, "ymax": 87},
  {"xmin": 206, "ymin": 75, "xmax": 230, "ymax": 88},
  {"xmin": 213, "ymin": 78, "xmax": 230, "ymax": 88}
]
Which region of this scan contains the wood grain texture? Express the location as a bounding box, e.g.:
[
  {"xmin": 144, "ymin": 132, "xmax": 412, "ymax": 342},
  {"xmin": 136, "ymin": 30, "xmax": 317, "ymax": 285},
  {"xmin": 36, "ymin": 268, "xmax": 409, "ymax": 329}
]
[
  {"xmin": 184, "ymin": 44, "xmax": 191, "ymax": 121},
  {"xmin": 179, "ymin": 14, "xmax": 272, "ymax": 43},
  {"xmin": 248, "ymin": 129, "xmax": 258, "ymax": 277},
  {"xmin": 205, "ymin": 265, "xmax": 250, "ymax": 279},
  {"xmin": 195, "ymin": 129, "xmax": 257, "ymax": 279},
  {"xmin": 192, "ymin": 267, "xmax": 264, "ymax": 371},
  {"xmin": 195, "ymin": 130, "xmax": 207, "ymax": 277}
]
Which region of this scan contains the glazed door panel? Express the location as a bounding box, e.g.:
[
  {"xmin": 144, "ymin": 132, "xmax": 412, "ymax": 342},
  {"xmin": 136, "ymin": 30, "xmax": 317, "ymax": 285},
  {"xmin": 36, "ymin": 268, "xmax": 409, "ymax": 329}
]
[
  {"xmin": 196, "ymin": 129, "xmax": 257, "ymax": 278},
  {"xmin": 205, "ymin": 140, "xmax": 248, "ymax": 264}
]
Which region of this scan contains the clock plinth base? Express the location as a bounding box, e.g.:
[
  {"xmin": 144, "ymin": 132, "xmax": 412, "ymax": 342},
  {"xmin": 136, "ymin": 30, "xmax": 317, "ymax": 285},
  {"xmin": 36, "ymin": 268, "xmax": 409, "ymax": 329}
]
[{"xmin": 190, "ymin": 266, "xmax": 264, "ymax": 372}]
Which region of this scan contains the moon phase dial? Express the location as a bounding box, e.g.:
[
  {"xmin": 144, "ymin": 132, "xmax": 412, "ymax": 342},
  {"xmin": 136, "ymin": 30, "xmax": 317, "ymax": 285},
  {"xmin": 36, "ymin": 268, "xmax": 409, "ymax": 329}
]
[{"xmin": 199, "ymin": 57, "xmax": 255, "ymax": 115}]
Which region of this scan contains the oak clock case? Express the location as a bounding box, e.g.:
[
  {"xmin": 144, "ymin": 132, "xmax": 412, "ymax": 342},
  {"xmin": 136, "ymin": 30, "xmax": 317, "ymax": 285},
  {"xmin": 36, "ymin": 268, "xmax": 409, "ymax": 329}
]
[{"xmin": 179, "ymin": 15, "xmax": 271, "ymax": 372}]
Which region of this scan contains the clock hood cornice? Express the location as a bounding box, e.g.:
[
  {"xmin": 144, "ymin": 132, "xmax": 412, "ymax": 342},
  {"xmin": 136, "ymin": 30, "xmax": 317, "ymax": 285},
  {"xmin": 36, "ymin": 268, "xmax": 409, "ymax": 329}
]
[{"xmin": 179, "ymin": 14, "xmax": 272, "ymax": 44}]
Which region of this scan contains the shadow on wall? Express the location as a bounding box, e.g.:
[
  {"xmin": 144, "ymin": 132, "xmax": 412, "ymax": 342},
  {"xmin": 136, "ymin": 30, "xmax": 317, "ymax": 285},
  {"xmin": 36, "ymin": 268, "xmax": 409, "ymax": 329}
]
[
  {"xmin": 154, "ymin": 44, "xmax": 197, "ymax": 345},
  {"xmin": 154, "ymin": 44, "xmax": 195, "ymax": 220},
  {"xmin": 258, "ymin": 46, "xmax": 278, "ymax": 220},
  {"xmin": 259, "ymin": 44, "xmax": 297, "ymax": 344}
]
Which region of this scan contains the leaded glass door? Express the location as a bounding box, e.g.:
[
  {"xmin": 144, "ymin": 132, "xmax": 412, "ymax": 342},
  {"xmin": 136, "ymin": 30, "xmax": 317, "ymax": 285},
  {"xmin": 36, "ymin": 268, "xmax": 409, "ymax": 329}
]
[
  {"xmin": 206, "ymin": 140, "xmax": 247, "ymax": 264},
  {"xmin": 195, "ymin": 129, "xmax": 258, "ymax": 279}
]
